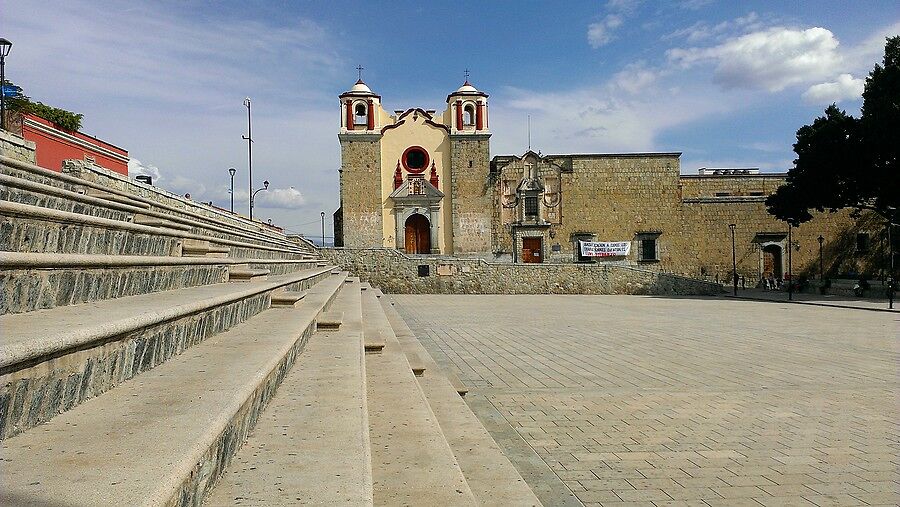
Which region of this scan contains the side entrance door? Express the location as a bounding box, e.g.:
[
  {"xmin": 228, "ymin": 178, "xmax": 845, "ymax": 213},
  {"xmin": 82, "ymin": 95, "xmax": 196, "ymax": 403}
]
[{"xmin": 522, "ymin": 237, "xmax": 543, "ymax": 263}]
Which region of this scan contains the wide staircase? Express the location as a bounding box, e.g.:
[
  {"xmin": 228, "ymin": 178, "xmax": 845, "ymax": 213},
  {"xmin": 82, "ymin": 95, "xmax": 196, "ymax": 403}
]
[{"xmin": 0, "ymin": 154, "xmax": 539, "ymax": 506}]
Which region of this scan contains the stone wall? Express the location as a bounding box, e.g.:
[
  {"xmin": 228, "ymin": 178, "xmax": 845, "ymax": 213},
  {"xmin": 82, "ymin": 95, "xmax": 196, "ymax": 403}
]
[
  {"xmin": 0, "ymin": 130, "xmax": 36, "ymax": 164},
  {"xmin": 338, "ymin": 134, "xmax": 383, "ymax": 247},
  {"xmin": 321, "ymin": 247, "xmax": 722, "ymax": 296},
  {"xmin": 450, "ymin": 135, "xmax": 492, "ymax": 253}
]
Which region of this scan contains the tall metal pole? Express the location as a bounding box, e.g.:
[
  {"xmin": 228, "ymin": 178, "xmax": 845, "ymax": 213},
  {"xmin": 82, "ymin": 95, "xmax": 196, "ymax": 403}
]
[
  {"xmin": 818, "ymin": 235, "xmax": 824, "ymax": 280},
  {"xmin": 729, "ymin": 223, "xmax": 737, "ymax": 296},
  {"xmin": 788, "ymin": 224, "xmax": 793, "ymax": 301},
  {"xmin": 0, "ymin": 52, "xmax": 7, "ymax": 131},
  {"xmin": 228, "ymin": 167, "xmax": 236, "ymax": 213},
  {"xmin": 889, "ymin": 218, "xmax": 894, "ymax": 309},
  {"xmin": 242, "ymin": 98, "xmax": 253, "ymax": 219},
  {"xmin": 321, "ymin": 211, "xmax": 326, "ymax": 247}
]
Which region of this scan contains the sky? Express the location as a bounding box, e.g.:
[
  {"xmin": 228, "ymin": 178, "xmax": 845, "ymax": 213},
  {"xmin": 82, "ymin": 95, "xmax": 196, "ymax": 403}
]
[{"xmin": 4, "ymin": 0, "xmax": 899, "ymax": 239}]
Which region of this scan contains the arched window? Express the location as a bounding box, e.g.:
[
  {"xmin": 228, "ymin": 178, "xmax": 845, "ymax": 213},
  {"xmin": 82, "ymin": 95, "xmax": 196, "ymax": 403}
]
[
  {"xmin": 463, "ymin": 104, "xmax": 475, "ymax": 127},
  {"xmin": 463, "ymin": 104, "xmax": 475, "ymax": 126},
  {"xmin": 353, "ymin": 103, "xmax": 367, "ymax": 126}
]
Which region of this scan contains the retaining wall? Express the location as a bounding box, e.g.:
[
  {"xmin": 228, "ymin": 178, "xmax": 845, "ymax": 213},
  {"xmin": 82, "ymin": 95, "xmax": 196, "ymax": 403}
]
[{"xmin": 321, "ymin": 247, "xmax": 723, "ymax": 295}]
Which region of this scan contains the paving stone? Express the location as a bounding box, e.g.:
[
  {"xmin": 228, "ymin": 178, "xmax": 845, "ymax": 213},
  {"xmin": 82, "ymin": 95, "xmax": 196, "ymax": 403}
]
[{"xmin": 394, "ymin": 295, "xmax": 899, "ymax": 507}]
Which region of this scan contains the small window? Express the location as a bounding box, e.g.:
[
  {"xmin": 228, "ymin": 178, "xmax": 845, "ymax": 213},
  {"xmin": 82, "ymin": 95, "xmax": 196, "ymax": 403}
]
[
  {"xmin": 640, "ymin": 238, "xmax": 658, "ymax": 261},
  {"xmin": 404, "ymin": 147, "xmax": 428, "ymax": 171},
  {"xmin": 748, "ymin": 191, "xmax": 765, "ymax": 196},
  {"xmin": 714, "ymin": 191, "xmax": 731, "ymax": 197},
  {"xmin": 856, "ymin": 233, "xmax": 870, "ymax": 253},
  {"xmin": 354, "ymin": 103, "xmax": 367, "ymax": 125},
  {"xmin": 524, "ymin": 194, "xmax": 539, "ymax": 218}
]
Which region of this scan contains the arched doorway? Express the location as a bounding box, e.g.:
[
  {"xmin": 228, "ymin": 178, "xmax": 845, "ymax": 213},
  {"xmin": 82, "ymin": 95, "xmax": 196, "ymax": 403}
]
[
  {"xmin": 761, "ymin": 244, "xmax": 783, "ymax": 280},
  {"xmin": 404, "ymin": 214, "xmax": 431, "ymax": 254}
]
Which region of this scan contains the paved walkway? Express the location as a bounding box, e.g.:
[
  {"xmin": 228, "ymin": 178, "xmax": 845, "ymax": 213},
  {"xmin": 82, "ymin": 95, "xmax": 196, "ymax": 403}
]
[
  {"xmin": 394, "ymin": 294, "xmax": 899, "ymax": 507},
  {"xmin": 725, "ymin": 289, "xmax": 897, "ymax": 313}
]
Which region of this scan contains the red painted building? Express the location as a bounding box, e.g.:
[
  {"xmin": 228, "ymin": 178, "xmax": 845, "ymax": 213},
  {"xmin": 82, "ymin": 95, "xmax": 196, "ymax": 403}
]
[{"xmin": 21, "ymin": 113, "xmax": 128, "ymax": 175}]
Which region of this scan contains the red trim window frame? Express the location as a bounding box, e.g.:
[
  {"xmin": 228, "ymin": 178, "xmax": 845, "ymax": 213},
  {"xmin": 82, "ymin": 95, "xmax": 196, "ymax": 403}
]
[{"xmin": 401, "ymin": 146, "xmax": 430, "ymax": 174}]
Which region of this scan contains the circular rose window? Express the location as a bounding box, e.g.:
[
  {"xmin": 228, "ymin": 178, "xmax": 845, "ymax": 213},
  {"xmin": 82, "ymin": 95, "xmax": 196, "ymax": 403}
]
[{"xmin": 402, "ymin": 146, "xmax": 429, "ymax": 173}]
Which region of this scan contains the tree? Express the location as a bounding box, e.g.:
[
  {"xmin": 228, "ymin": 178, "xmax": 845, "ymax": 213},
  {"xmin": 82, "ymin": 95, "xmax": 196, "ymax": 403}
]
[{"xmin": 767, "ymin": 36, "xmax": 899, "ymax": 225}]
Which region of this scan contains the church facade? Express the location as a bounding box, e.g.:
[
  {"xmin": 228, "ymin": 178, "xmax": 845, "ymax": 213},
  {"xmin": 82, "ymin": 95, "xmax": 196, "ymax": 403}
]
[{"xmin": 335, "ymin": 79, "xmax": 886, "ymax": 286}]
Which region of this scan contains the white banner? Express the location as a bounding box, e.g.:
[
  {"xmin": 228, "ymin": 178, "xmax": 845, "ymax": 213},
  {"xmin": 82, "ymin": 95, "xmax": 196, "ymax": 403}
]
[{"xmin": 579, "ymin": 241, "xmax": 631, "ymax": 257}]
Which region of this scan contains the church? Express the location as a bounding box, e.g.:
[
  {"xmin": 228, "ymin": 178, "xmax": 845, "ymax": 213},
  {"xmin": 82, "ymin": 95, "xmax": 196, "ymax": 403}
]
[{"xmin": 333, "ymin": 78, "xmax": 882, "ymax": 286}]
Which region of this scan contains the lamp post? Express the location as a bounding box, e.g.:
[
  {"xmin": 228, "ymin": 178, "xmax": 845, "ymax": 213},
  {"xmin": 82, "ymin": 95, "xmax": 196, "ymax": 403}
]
[
  {"xmin": 728, "ymin": 223, "xmax": 737, "ymax": 296},
  {"xmin": 0, "ymin": 38, "xmax": 12, "ymax": 131},
  {"xmin": 228, "ymin": 167, "xmax": 236, "ymax": 213},
  {"xmin": 787, "ymin": 224, "xmax": 794, "ymax": 301},
  {"xmin": 888, "ymin": 209, "xmax": 895, "ymax": 309},
  {"xmin": 320, "ymin": 211, "xmax": 326, "ymax": 247},
  {"xmin": 817, "ymin": 235, "xmax": 824, "ymax": 280},
  {"xmin": 242, "ymin": 97, "xmax": 253, "ymax": 218},
  {"xmin": 250, "ymin": 180, "xmax": 268, "ymax": 221}
]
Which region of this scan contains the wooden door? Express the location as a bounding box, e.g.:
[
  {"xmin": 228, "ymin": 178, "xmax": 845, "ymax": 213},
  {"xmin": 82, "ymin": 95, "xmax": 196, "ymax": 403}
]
[
  {"xmin": 404, "ymin": 214, "xmax": 431, "ymax": 254},
  {"xmin": 522, "ymin": 237, "xmax": 543, "ymax": 263}
]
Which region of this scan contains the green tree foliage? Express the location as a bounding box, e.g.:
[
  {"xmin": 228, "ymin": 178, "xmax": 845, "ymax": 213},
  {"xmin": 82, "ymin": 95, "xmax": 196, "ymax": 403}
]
[
  {"xmin": 767, "ymin": 36, "xmax": 899, "ymax": 225},
  {"xmin": 2, "ymin": 79, "xmax": 83, "ymax": 132}
]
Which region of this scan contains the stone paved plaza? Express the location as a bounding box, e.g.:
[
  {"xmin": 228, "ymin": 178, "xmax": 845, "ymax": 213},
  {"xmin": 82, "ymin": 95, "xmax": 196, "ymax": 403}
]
[{"xmin": 394, "ymin": 295, "xmax": 899, "ymax": 507}]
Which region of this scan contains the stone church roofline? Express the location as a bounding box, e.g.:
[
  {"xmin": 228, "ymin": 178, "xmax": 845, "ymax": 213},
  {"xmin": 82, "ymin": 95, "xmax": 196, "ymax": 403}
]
[{"xmin": 491, "ymin": 151, "xmax": 683, "ymax": 162}]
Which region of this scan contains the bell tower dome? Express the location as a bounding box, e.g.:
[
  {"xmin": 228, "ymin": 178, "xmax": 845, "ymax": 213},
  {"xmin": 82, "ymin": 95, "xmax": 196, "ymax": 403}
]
[
  {"xmin": 339, "ymin": 77, "xmax": 383, "ymax": 133},
  {"xmin": 446, "ymin": 79, "xmax": 489, "ymax": 134}
]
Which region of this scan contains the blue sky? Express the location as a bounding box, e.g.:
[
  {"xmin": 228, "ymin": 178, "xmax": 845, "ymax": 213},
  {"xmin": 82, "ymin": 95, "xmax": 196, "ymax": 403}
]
[{"xmin": 4, "ymin": 0, "xmax": 899, "ymax": 237}]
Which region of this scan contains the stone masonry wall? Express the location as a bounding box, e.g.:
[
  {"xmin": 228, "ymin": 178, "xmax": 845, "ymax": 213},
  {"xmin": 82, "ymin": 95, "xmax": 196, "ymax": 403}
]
[
  {"xmin": 0, "ymin": 130, "xmax": 36, "ymax": 164},
  {"xmin": 339, "ymin": 134, "xmax": 383, "ymax": 247},
  {"xmin": 321, "ymin": 247, "xmax": 722, "ymax": 295},
  {"xmin": 450, "ymin": 135, "xmax": 492, "ymax": 254}
]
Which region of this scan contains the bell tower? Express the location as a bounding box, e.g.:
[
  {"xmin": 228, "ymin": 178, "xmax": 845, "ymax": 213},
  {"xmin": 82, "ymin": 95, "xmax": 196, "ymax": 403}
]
[
  {"xmin": 337, "ymin": 74, "xmax": 384, "ymax": 247},
  {"xmin": 446, "ymin": 78, "xmax": 492, "ymax": 254}
]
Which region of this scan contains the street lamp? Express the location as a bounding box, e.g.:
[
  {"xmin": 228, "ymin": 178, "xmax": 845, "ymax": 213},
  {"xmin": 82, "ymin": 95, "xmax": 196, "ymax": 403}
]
[
  {"xmin": 250, "ymin": 180, "xmax": 268, "ymax": 220},
  {"xmin": 0, "ymin": 38, "xmax": 13, "ymax": 131},
  {"xmin": 817, "ymin": 235, "xmax": 824, "ymax": 280},
  {"xmin": 242, "ymin": 97, "xmax": 253, "ymax": 217},
  {"xmin": 228, "ymin": 167, "xmax": 236, "ymax": 213},
  {"xmin": 728, "ymin": 223, "xmax": 737, "ymax": 296},
  {"xmin": 320, "ymin": 211, "xmax": 326, "ymax": 247}
]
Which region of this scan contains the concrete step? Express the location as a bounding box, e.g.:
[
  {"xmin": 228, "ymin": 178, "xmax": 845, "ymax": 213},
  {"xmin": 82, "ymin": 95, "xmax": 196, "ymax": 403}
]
[
  {"xmin": 0, "ymin": 273, "xmax": 348, "ymax": 507},
  {"xmin": 0, "ymin": 252, "xmax": 324, "ymax": 314},
  {"xmin": 182, "ymin": 239, "xmax": 231, "ymax": 258},
  {"xmin": 133, "ymin": 213, "xmax": 192, "ymax": 231},
  {"xmin": 0, "ymin": 266, "xmax": 338, "ymax": 439},
  {"xmin": 363, "ymin": 329, "xmax": 385, "ymax": 354},
  {"xmin": 380, "ymin": 296, "xmax": 541, "ymax": 506},
  {"xmin": 84, "ymin": 188, "xmax": 153, "ymax": 209},
  {"xmin": 204, "ymin": 281, "xmax": 372, "ymax": 506},
  {"xmin": 0, "ymin": 200, "xmax": 311, "ymax": 260},
  {"xmin": 360, "ymin": 289, "xmax": 477, "ymax": 506},
  {"xmin": 0, "ymin": 172, "xmax": 134, "ymax": 222},
  {"xmin": 228, "ymin": 265, "xmax": 270, "ymax": 282},
  {"xmin": 316, "ymin": 310, "xmax": 343, "ymax": 331},
  {"xmin": 269, "ymin": 290, "xmax": 307, "ymax": 308},
  {"xmin": 1, "ymin": 155, "xmax": 315, "ymax": 254}
]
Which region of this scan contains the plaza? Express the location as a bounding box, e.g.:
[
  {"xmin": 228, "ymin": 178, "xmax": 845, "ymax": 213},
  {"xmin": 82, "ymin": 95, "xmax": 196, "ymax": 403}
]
[{"xmin": 395, "ymin": 294, "xmax": 899, "ymax": 506}]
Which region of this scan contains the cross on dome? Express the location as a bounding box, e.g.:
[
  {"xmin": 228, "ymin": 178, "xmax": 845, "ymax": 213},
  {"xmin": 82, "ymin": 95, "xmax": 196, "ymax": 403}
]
[{"xmin": 356, "ymin": 65, "xmax": 365, "ymax": 81}]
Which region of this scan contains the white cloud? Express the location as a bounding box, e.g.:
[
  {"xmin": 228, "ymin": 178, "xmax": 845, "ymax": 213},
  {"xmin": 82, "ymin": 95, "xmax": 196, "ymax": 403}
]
[
  {"xmin": 588, "ymin": 15, "xmax": 624, "ymax": 48},
  {"xmin": 802, "ymin": 73, "xmax": 865, "ymax": 104},
  {"xmin": 258, "ymin": 187, "xmax": 307, "ymax": 209},
  {"xmin": 667, "ymin": 26, "xmax": 842, "ymax": 91},
  {"xmin": 665, "ymin": 12, "xmax": 760, "ymax": 43},
  {"xmin": 127, "ymin": 158, "xmax": 162, "ymax": 183},
  {"xmin": 609, "ymin": 62, "xmax": 661, "ymax": 94},
  {"xmin": 679, "ymin": 0, "xmax": 714, "ymax": 10}
]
